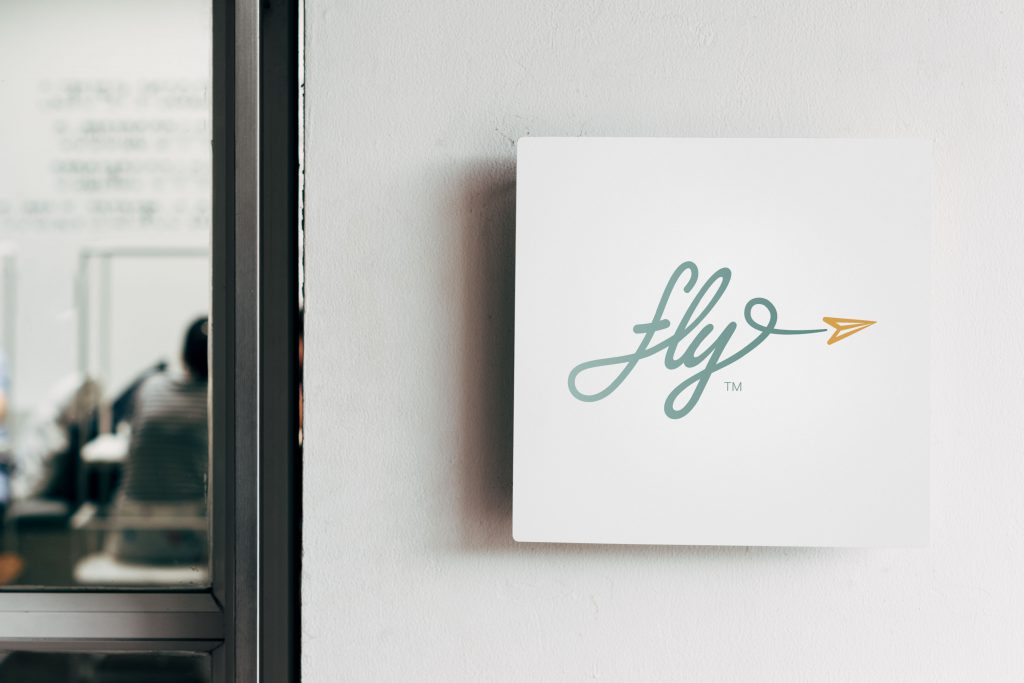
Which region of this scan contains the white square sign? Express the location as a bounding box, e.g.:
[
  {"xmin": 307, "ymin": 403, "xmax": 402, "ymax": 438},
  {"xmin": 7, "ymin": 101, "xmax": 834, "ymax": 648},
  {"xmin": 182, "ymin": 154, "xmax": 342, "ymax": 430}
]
[{"xmin": 513, "ymin": 138, "xmax": 930, "ymax": 547}]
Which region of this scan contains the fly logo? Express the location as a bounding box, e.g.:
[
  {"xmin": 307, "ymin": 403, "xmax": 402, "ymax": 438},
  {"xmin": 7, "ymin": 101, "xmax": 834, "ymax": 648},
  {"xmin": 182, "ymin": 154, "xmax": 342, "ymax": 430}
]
[{"xmin": 568, "ymin": 261, "xmax": 875, "ymax": 420}]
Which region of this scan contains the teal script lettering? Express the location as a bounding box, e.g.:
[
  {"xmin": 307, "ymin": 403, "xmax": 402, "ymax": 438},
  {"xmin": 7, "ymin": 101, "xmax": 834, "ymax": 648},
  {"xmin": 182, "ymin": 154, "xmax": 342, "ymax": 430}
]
[{"xmin": 567, "ymin": 261, "xmax": 825, "ymax": 419}]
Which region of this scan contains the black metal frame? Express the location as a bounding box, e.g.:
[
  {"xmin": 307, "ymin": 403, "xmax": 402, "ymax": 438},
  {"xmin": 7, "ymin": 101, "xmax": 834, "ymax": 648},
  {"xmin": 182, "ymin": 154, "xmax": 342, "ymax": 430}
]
[
  {"xmin": 258, "ymin": 0, "xmax": 302, "ymax": 679},
  {"xmin": 215, "ymin": 0, "xmax": 301, "ymax": 678}
]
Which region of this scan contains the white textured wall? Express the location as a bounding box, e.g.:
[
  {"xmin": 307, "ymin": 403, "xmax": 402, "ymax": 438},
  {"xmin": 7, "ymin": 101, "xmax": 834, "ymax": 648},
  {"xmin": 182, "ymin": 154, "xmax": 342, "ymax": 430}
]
[{"xmin": 303, "ymin": 2, "xmax": 1024, "ymax": 680}]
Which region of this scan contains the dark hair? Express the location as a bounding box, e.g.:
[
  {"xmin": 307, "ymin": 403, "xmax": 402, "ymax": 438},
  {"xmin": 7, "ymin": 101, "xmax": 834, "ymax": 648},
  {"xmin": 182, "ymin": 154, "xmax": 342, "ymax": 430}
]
[{"xmin": 183, "ymin": 317, "xmax": 209, "ymax": 380}]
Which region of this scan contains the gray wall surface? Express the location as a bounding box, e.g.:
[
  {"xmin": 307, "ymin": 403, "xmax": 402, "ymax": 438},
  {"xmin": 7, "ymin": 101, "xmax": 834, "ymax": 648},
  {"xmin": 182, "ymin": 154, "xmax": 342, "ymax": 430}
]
[{"xmin": 303, "ymin": 2, "xmax": 1024, "ymax": 680}]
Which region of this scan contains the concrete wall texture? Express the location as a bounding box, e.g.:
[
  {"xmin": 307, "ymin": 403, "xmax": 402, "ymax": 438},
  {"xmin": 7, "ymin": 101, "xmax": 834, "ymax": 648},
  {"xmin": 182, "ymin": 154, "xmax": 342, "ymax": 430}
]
[{"xmin": 303, "ymin": 2, "xmax": 1024, "ymax": 680}]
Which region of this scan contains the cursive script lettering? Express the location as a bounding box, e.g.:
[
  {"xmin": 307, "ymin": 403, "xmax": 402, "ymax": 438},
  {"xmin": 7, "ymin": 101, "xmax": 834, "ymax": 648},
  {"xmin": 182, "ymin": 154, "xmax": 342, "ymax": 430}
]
[{"xmin": 568, "ymin": 261, "xmax": 825, "ymax": 419}]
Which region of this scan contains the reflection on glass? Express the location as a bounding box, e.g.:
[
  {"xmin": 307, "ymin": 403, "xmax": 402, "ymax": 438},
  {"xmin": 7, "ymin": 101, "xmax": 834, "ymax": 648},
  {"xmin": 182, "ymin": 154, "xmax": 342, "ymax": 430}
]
[
  {"xmin": 0, "ymin": 651, "xmax": 209, "ymax": 682},
  {"xmin": 0, "ymin": 0, "xmax": 211, "ymax": 587}
]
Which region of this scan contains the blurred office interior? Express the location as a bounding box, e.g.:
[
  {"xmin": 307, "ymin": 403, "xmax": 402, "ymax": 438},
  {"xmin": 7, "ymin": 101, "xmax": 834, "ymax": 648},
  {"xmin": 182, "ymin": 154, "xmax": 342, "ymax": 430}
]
[{"xmin": 0, "ymin": 0, "xmax": 212, "ymax": 679}]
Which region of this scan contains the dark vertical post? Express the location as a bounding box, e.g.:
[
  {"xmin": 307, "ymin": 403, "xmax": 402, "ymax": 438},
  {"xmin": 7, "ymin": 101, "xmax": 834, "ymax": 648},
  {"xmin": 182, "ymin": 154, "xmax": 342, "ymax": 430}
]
[
  {"xmin": 260, "ymin": 0, "xmax": 300, "ymax": 680},
  {"xmin": 214, "ymin": 0, "xmax": 260, "ymax": 679},
  {"xmin": 210, "ymin": 0, "xmax": 235, "ymax": 679}
]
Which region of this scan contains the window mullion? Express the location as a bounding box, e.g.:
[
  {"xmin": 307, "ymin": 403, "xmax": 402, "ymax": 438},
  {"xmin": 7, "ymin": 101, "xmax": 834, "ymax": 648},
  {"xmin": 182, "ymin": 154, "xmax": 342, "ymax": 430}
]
[{"xmin": 0, "ymin": 592, "xmax": 224, "ymax": 643}]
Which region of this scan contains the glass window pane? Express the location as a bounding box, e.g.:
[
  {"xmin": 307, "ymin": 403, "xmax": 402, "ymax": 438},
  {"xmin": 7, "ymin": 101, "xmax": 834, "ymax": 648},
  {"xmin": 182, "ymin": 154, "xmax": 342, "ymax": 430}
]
[
  {"xmin": 0, "ymin": 0, "xmax": 212, "ymax": 587},
  {"xmin": 0, "ymin": 651, "xmax": 210, "ymax": 682}
]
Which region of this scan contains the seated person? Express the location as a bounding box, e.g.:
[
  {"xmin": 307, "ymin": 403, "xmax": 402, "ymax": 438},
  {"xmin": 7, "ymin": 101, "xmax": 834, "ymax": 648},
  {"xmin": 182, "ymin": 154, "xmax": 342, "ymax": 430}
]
[{"xmin": 106, "ymin": 318, "xmax": 209, "ymax": 565}]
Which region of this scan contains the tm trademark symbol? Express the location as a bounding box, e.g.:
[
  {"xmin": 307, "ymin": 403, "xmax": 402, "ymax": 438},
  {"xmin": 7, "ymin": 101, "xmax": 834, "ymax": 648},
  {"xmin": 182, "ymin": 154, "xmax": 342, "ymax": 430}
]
[{"xmin": 724, "ymin": 381, "xmax": 743, "ymax": 392}]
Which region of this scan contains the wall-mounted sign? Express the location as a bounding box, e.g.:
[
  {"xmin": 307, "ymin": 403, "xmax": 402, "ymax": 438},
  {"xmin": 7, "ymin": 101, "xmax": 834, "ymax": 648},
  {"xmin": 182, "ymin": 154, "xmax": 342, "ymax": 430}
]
[{"xmin": 513, "ymin": 138, "xmax": 930, "ymax": 546}]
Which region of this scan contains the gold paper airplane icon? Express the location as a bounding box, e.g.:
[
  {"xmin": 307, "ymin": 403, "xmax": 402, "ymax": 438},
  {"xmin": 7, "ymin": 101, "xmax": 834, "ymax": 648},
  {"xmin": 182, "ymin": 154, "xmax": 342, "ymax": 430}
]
[{"xmin": 822, "ymin": 317, "xmax": 876, "ymax": 345}]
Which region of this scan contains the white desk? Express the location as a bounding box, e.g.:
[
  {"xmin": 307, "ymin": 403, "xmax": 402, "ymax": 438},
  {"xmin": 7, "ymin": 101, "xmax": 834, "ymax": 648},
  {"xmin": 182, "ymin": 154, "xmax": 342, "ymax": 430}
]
[{"xmin": 80, "ymin": 433, "xmax": 130, "ymax": 464}]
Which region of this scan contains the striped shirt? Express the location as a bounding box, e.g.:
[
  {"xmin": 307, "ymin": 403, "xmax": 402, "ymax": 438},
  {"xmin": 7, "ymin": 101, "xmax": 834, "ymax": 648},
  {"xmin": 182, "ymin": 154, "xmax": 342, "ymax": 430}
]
[{"xmin": 120, "ymin": 373, "xmax": 208, "ymax": 504}]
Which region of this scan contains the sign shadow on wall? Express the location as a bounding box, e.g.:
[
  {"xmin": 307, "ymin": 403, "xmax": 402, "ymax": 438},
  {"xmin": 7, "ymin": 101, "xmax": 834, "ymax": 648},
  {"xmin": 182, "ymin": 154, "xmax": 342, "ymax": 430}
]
[{"xmin": 457, "ymin": 160, "xmax": 516, "ymax": 549}]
